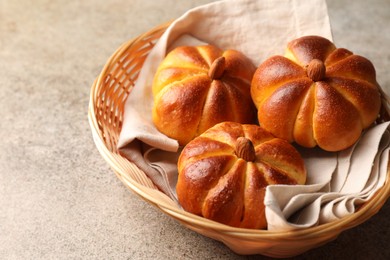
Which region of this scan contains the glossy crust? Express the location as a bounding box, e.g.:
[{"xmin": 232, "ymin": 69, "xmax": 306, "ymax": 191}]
[
  {"xmin": 152, "ymin": 45, "xmax": 257, "ymax": 145},
  {"xmin": 251, "ymin": 36, "xmax": 381, "ymax": 151},
  {"xmin": 176, "ymin": 122, "xmax": 306, "ymax": 229}
]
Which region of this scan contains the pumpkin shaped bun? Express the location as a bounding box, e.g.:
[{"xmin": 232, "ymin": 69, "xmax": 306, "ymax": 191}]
[
  {"xmin": 251, "ymin": 36, "xmax": 381, "ymax": 151},
  {"xmin": 152, "ymin": 45, "xmax": 257, "ymax": 145},
  {"xmin": 176, "ymin": 121, "xmax": 306, "ymax": 229}
]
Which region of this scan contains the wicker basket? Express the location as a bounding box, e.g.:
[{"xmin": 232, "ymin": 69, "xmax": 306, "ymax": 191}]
[{"xmin": 88, "ymin": 22, "xmax": 390, "ymax": 258}]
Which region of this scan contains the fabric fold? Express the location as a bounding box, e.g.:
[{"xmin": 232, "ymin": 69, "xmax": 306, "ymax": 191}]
[{"xmin": 265, "ymin": 122, "xmax": 390, "ymax": 230}]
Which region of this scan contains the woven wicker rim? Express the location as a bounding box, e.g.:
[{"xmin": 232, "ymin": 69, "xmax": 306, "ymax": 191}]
[{"xmin": 88, "ymin": 21, "xmax": 390, "ymax": 255}]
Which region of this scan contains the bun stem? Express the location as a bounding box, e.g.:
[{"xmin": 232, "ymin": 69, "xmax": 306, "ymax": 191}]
[{"xmin": 208, "ymin": 56, "xmax": 226, "ymax": 80}]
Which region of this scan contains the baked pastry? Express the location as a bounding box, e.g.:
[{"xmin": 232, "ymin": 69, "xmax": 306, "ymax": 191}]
[
  {"xmin": 176, "ymin": 121, "xmax": 306, "ymax": 229},
  {"xmin": 152, "ymin": 45, "xmax": 257, "ymax": 145},
  {"xmin": 251, "ymin": 36, "xmax": 381, "ymax": 151}
]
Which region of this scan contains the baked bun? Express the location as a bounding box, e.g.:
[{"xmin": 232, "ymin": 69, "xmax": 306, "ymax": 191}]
[
  {"xmin": 251, "ymin": 36, "xmax": 381, "ymax": 151},
  {"xmin": 176, "ymin": 121, "xmax": 306, "ymax": 229},
  {"xmin": 152, "ymin": 45, "xmax": 257, "ymax": 145}
]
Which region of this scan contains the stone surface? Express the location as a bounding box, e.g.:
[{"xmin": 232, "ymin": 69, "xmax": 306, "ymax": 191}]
[{"xmin": 0, "ymin": 0, "xmax": 389, "ymax": 259}]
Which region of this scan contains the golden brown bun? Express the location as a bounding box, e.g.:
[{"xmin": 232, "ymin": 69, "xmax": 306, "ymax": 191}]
[
  {"xmin": 251, "ymin": 36, "xmax": 381, "ymax": 151},
  {"xmin": 152, "ymin": 45, "xmax": 257, "ymax": 145},
  {"xmin": 176, "ymin": 121, "xmax": 306, "ymax": 229}
]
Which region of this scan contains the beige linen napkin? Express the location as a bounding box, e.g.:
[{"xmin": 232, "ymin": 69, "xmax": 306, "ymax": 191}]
[{"xmin": 117, "ymin": 0, "xmax": 389, "ymax": 230}]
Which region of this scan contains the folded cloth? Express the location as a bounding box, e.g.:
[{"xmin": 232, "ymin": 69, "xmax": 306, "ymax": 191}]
[
  {"xmin": 265, "ymin": 122, "xmax": 390, "ymax": 230},
  {"xmin": 117, "ymin": 0, "xmax": 389, "ymax": 230}
]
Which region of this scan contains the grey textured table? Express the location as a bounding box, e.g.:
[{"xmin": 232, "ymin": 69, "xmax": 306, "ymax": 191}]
[{"xmin": 1, "ymin": 0, "xmax": 389, "ymax": 259}]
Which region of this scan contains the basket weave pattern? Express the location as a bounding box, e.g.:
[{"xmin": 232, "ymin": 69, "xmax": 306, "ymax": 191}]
[{"xmin": 88, "ymin": 23, "xmax": 390, "ymax": 257}]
